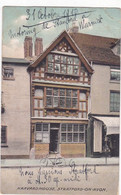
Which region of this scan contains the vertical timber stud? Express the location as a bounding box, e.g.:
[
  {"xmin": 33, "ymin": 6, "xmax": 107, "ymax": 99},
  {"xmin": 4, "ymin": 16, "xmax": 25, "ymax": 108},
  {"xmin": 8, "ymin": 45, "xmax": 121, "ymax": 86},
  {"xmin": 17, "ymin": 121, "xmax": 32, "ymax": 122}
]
[
  {"xmin": 32, "ymin": 86, "xmax": 35, "ymax": 117},
  {"xmin": 86, "ymin": 91, "xmax": 89, "ymax": 115}
]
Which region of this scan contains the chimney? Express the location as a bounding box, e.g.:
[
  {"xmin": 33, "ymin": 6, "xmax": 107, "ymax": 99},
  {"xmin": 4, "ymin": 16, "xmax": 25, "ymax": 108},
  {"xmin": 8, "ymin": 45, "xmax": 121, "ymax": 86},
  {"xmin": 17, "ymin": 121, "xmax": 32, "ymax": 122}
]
[
  {"xmin": 24, "ymin": 36, "xmax": 33, "ymax": 58},
  {"xmin": 69, "ymin": 21, "xmax": 79, "ymax": 33},
  {"xmin": 35, "ymin": 38, "xmax": 43, "ymax": 57}
]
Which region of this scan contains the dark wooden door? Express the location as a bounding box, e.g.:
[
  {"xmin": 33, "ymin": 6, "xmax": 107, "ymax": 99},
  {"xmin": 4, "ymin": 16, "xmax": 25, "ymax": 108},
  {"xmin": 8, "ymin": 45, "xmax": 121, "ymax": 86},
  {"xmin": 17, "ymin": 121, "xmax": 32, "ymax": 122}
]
[{"xmin": 49, "ymin": 130, "xmax": 59, "ymax": 153}]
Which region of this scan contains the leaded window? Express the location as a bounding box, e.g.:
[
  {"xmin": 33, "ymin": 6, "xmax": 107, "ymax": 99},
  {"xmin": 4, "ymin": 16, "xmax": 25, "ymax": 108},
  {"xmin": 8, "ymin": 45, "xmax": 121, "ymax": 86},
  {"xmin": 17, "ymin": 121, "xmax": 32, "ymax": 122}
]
[
  {"xmin": 47, "ymin": 54, "xmax": 80, "ymax": 75},
  {"xmin": 46, "ymin": 88, "xmax": 78, "ymax": 109},
  {"xmin": 61, "ymin": 124, "xmax": 86, "ymax": 143}
]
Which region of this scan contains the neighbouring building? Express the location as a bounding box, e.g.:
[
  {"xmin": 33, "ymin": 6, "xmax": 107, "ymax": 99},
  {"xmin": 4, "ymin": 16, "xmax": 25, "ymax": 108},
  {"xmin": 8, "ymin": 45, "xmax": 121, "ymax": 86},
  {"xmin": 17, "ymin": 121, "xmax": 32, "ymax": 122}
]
[
  {"xmin": 28, "ymin": 31, "xmax": 93, "ymax": 158},
  {"xmin": 69, "ymin": 33, "xmax": 120, "ymax": 157},
  {"xmin": 1, "ymin": 57, "xmax": 30, "ymax": 159}
]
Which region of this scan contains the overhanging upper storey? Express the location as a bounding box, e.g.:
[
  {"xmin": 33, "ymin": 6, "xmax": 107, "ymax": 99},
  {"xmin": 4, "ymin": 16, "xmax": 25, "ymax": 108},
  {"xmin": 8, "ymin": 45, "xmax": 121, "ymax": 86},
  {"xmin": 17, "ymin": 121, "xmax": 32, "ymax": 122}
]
[{"xmin": 28, "ymin": 31, "xmax": 93, "ymax": 86}]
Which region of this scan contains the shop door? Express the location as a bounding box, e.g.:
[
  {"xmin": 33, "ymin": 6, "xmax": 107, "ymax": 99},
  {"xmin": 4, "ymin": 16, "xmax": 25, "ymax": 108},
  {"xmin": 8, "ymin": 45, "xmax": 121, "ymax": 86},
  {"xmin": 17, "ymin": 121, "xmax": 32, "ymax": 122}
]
[
  {"xmin": 111, "ymin": 134, "xmax": 119, "ymax": 157},
  {"xmin": 49, "ymin": 129, "xmax": 59, "ymax": 153}
]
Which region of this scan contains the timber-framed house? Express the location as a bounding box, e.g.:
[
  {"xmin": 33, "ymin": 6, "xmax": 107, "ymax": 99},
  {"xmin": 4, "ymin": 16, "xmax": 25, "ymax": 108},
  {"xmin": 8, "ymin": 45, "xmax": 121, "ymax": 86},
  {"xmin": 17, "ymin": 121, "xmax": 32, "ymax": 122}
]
[{"xmin": 28, "ymin": 31, "xmax": 93, "ymax": 158}]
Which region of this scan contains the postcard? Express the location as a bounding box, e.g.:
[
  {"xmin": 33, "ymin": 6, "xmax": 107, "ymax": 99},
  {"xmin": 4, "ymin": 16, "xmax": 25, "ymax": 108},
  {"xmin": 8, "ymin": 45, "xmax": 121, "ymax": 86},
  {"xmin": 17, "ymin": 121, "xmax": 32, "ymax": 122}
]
[{"xmin": 1, "ymin": 5, "xmax": 120, "ymax": 195}]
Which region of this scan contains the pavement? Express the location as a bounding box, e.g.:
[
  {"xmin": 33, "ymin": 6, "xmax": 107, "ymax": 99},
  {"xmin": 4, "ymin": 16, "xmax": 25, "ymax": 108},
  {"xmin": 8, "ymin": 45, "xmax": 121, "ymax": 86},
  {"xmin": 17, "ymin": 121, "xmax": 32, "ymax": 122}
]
[{"xmin": 1, "ymin": 157, "xmax": 119, "ymax": 167}]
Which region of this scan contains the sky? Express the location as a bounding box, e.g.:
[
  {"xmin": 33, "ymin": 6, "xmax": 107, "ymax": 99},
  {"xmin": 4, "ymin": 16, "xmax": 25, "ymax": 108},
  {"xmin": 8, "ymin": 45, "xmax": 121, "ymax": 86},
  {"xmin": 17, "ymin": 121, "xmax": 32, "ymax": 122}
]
[{"xmin": 2, "ymin": 7, "xmax": 121, "ymax": 58}]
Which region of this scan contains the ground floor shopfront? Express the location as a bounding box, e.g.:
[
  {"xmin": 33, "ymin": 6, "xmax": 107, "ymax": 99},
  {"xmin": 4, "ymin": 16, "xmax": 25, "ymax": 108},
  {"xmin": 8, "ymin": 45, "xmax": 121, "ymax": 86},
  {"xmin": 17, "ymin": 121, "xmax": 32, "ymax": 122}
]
[
  {"xmin": 31, "ymin": 118, "xmax": 88, "ymax": 158},
  {"xmin": 87, "ymin": 115, "xmax": 120, "ymax": 158}
]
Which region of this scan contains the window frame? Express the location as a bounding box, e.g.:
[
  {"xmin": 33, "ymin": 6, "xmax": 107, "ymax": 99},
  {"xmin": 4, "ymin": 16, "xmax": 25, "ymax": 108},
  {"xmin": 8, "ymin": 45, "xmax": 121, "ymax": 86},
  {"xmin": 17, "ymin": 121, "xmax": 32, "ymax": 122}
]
[
  {"xmin": 60, "ymin": 124, "xmax": 86, "ymax": 143},
  {"xmin": 46, "ymin": 53, "xmax": 80, "ymax": 76},
  {"xmin": 1, "ymin": 125, "xmax": 7, "ymax": 146},
  {"xmin": 3, "ymin": 67, "xmax": 14, "ymax": 80},
  {"xmin": 110, "ymin": 91, "xmax": 120, "ymax": 112},
  {"xmin": 110, "ymin": 69, "xmax": 120, "ymax": 82},
  {"xmin": 45, "ymin": 87, "xmax": 79, "ymax": 110},
  {"xmin": 35, "ymin": 123, "xmax": 50, "ymax": 143}
]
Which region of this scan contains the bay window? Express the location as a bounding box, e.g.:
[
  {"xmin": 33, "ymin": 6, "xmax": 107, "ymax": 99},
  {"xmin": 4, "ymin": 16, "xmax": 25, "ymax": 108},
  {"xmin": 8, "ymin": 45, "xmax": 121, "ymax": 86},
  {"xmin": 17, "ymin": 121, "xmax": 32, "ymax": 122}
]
[{"xmin": 46, "ymin": 88, "xmax": 78, "ymax": 109}]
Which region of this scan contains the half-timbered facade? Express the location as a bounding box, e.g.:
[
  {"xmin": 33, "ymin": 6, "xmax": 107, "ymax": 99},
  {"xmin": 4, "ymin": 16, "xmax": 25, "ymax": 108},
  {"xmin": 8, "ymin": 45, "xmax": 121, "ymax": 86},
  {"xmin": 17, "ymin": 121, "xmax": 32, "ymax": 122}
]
[{"xmin": 28, "ymin": 31, "xmax": 93, "ymax": 158}]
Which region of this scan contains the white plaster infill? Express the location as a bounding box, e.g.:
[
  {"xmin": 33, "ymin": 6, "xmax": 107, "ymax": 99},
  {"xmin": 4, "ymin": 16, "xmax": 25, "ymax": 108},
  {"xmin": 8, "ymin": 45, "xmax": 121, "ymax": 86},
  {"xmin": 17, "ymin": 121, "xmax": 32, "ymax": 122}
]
[{"xmin": 32, "ymin": 79, "xmax": 90, "ymax": 88}]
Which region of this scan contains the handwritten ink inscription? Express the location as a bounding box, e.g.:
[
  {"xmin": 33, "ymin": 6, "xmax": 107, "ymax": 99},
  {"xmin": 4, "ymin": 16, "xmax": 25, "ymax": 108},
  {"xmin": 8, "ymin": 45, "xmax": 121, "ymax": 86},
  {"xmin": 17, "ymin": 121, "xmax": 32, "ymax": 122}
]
[
  {"xmin": 16, "ymin": 158, "xmax": 99, "ymax": 191},
  {"xmin": 8, "ymin": 8, "xmax": 103, "ymax": 39}
]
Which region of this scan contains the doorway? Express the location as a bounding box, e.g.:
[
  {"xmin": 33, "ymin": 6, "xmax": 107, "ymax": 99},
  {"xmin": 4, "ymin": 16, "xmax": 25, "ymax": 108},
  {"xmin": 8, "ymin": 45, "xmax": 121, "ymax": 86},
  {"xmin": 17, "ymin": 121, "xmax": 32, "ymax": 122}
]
[
  {"xmin": 107, "ymin": 134, "xmax": 119, "ymax": 157},
  {"xmin": 49, "ymin": 129, "xmax": 59, "ymax": 154}
]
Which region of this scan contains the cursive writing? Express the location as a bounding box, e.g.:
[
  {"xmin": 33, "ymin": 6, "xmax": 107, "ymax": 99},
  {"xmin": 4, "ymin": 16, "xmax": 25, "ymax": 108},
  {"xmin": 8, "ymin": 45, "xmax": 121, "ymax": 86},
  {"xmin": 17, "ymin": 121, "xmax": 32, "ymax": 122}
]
[
  {"xmin": 18, "ymin": 158, "xmax": 98, "ymax": 188},
  {"xmin": 79, "ymin": 15, "xmax": 103, "ymax": 30}
]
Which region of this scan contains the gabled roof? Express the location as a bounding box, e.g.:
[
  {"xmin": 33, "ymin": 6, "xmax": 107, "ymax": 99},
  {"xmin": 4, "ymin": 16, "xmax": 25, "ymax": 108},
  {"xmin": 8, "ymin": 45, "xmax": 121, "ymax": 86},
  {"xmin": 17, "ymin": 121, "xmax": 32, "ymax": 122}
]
[
  {"xmin": 27, "ymin": 31, "xmax": 93, "ymax": 73},
  {"xmin": 70, "ymin": 33, "xmax": 120, "ymax": 66}
]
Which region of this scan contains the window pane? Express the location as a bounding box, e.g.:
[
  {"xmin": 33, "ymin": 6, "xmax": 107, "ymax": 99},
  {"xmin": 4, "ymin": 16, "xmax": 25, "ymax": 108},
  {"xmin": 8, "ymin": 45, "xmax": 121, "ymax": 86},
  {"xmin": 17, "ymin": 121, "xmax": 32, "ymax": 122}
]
[
  {"xmin": 80, "ymin": 93, "xmax": 86, "ymax": 100},
  {"xmin": 68, "ymin": 124, "xmax": 73, "ymax": 131},
  {"xmin": 73, "ymin": 133, "xmax": 78, "ymax": 142},
  {"xmin": 61, "ymin": 124, "xmax": 66, "ymax": 131},
  {"xmin": 61, "ymin": 56, "xmax": 67, "ymax": 64},
  {"xmin": 73, "ymin": 124, "xmax": 78, "ymax": 132},
  {"xmin": 36, "ymin": 132, "xmax": 42, "ymax": 142},
  {"xmin": 48, "ymin": 54, "xmax": 54, "ymax": 62},
  {"xmin": 66, "ymin": 89, "xmax": 71, "ymax": 96},
  {"xmin": 60, "ymin": 89, "xmax": 65, "ymax": 96},
  {"xmin": 34, "ymin": 110, "xmax": 38, "ymax": 117},
  {"xmin": 46, "ymin": 97, "xmax": 52, "ymax": 107},
  {"xmin": 72, "ymin": 98, "xmax": 78, "ymax": 108},
  {"xmin": 111, "ymin": 71, "xmax": 120, "ymax": 81},
  {"xmin": 72, "ymin": 90, "xmax": 77, "ymax": 97},
  {"xmin": 73, "ymin": 66, "xmax": 79, "ymax": 75},
  {"xmin": 55, "ymin": 55, "xmax": 61, "ymax": 63},
  {"xmin": 55, "ymin": 64, "xmax": 60, "ymax": 73},
  {"xmin": 110, "ymin": 92, "xmax": 120, "ymax": 112},
  {"xmin": 34, "ymin": 99, "xmax": 38, "ymax": 107},
  {"xmin": 67, "ymin": 65, "xmax": 73, "ymax": 74},
  {"xmin": 36, "ymin": 124, "xmax": 42, "ymax": 131},
  {"xmin": 83, "ymin": 102, "xmax": 86, "ymax": 110},
  {"xmin": 35, "ymin": 72, "xmax": 39, "ymax": 77},
  {"xmin": 61, "ymin": 133, "xmax": 66, "ymax": 142},
  {"xmin": 74, "ymin": 57, "xmax": 79, "ymax": 65},
  {"xmin": 46, "ymin": 88, "xmax": 52, "ymax": 95},
  {"xmin": 79, "ymin": 125, "xmax": 84, "ymax": 132},
  {"xmin": 43, "ymin": 133, "xmax": 49, "ymax": 143},
  {"xmin": 43, "ymin": 124, "xmax": 48, "ymax": 131},
  {"xmin": 68, "ymin": 133, "xmax": 72, "ymax": 142},
  {"xmin": 53, "ymin": 88, "xmax": 58, "ymax": 96},
  {"xmin": 67, "ymin": 57, "xmax": 73, "ymax": 64},
  {"xmin": 60, "ymin": 97, "xmax": 65, "ymax": 107},
  {"xmin": 61, "ymin": 64, "xmax": 66, "ymax": 74},
  {"xmin": 83, "ymin": 112, "xmax": 87, "ymax": 118},
  {"xmin": 79, "ymin": 133, "xmax": 84, "ymax": 142},
  {"xmin": 4, "ymin": 68, "xmax": 13, "ymax": 78},
  {"xmin": 53, "ymin": 97, "xmax": 59, "ymax": 107},
  {"xmin": 48, "ymin": 63, "xmax": 54, "ymax": 72},
  {"xmin": 66, "ymin": 98, "xmax": 71, "ymax": 108},
  {"xmin": 35, "ymin": 89, "xmax": 42, "ymax": 96}
]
